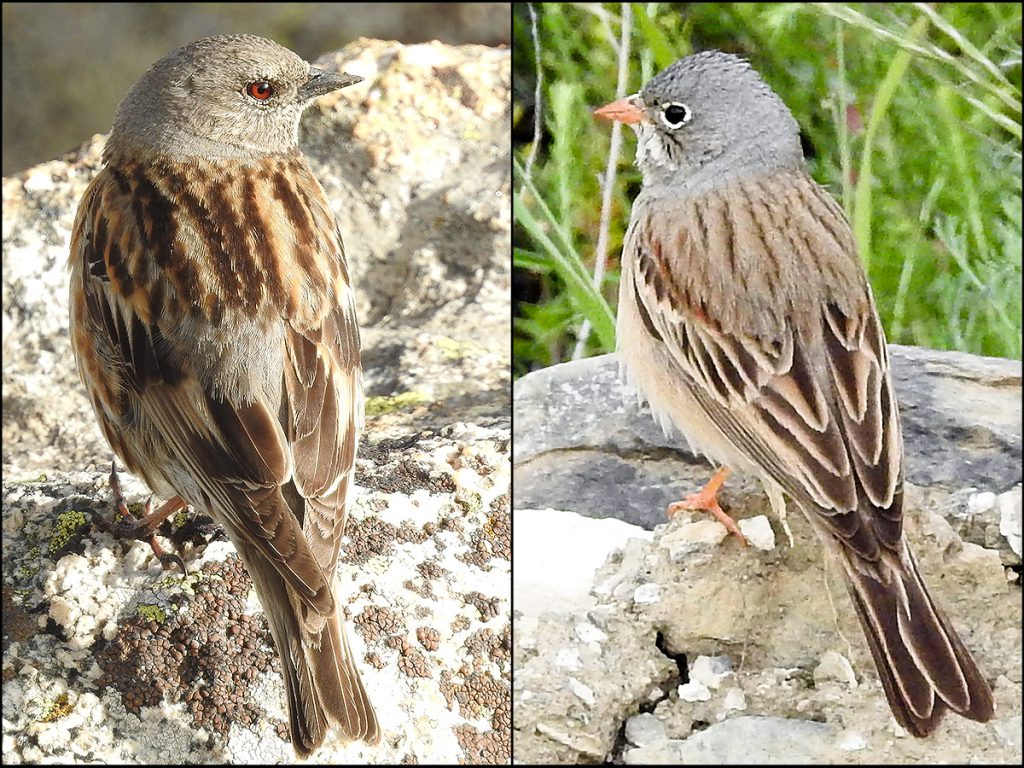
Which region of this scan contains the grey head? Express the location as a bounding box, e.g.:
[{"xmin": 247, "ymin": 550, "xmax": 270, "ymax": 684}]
[
  {"xmin": 597, "ymin": 51, "xmax": 804, "ymax": 192},
  {"xmin": 103, "ymin": 34, "xmax": 362, "ymax": 162}
]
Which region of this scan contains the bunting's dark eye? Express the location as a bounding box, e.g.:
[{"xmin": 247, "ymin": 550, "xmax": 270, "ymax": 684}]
[{"xmin": 661, "ymin": 102, "xmax": 691, "ymax": 129}]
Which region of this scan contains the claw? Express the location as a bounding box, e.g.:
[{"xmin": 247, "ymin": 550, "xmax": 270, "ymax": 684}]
[
  {"xmin": 106, "ymin": 461, "xmax": 190, "ymax": 574},
  {"xmin": 667, "ymin": 466, "xmax": 748, "ymax": 546}
]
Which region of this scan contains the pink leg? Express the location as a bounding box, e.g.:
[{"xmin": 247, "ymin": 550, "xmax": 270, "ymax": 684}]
[{"xmin": 666, "ymin": 467, "xmax": 747, "ymax": 546}]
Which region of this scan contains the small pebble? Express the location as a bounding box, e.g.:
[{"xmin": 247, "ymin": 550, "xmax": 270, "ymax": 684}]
[
  {"xmin": 837, "ymin": 731, "xmax": 867, "ymax": 751},
  {"xmin": 568, "ymin": 677, "xmax": 594, "ymax": 706},
  {"xmin": 689, "ymin": 655, "xmax": 732, "ymax": 689},
  {"xmin": 997, "ymin": 487, "xmax": 1022, "ymax": 558},
  {"xmin": 723, "ymin": 688, "xmax": 746, "ymax": 711},
  {"xmin": 738, "ymin": 515, "xmax": 775, "ymax": 551},
  {"xmin": 625, "ymin": 713, "xmax": 668, "ymax": 747},
  {"xmin": 574, "ymin": 622, "xmax": 608, "ymax": 644},
  {"xmin": 814, "ymin": 650, "xmax": 858, "ymax": 687},
  {"xmin": 967, "ymin": 491, "xmax": 996, "ymax": 515},
  {"xmin": 677, "ymin": 681, "xmax": 712, "ymax": 702},
  {"xmin": 633, "ymin": 584, "xmax": 662, "ymax": 605}
]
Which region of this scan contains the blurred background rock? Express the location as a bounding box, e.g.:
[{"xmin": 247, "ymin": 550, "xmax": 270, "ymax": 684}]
[{"xmin": 1, "ymin": 1, "xmax": 511, "ymax": 175}]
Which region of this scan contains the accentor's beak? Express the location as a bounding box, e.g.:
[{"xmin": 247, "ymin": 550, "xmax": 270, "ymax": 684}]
[
  {"xmin": 594, "ymin": 94, "xmax": 643, "ymax": 124},
  {"xmin": 299, "ymin": 67, "xmax": 363, "ymax": 100}
]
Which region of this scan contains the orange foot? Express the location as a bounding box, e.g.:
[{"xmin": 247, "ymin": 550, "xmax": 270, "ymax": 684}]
[
  {"xmin": 108, "ymin": 461, "xmax": 190, "ymax": 574},
  {"xmin": 667, "ymin": 466, "xmax": 747, "ymax": 546}
]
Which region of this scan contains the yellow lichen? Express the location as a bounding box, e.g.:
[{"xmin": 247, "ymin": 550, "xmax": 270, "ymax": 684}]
[
  {"xmin": 136, "ymin": 604, "xmax": 167, "ymax": 624},
  {"xmin": 436, "ymin": 336, "xmax": 479, "ymax": 361},
  {"xmin": 49, "ymin": 510, "xmax": 88, "ymax": 553},
  {"xmin": 40, "ymin": 693, "xmax": 72, "ymax": 723},
  {"xmin": 365, "ymin": 391, "xmax": 430, "ymax": 416}
]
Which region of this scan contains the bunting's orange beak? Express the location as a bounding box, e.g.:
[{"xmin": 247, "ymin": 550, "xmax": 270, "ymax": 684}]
[{"xmin": 593, "ymin": 95, "xmax": 643, "ymax": 124}]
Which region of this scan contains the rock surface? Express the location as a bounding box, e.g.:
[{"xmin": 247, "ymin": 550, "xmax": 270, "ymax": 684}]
[
  {"xmin": 513, "ymin": 352, "xmax": 1022, "ymax": 764},
  {"xmin": 513, "ymin": 507, "xmax": 651, "ymax": 637},
  {"xmin": 2, "ymin": 39, "xmax": 510, "ymax": 764}
]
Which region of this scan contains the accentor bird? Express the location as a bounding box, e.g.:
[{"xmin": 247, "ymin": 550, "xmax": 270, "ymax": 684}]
[
  {"xmin": 596, "ymin": 50, "xmax": 993, "ymax": 736},
  {"xmin": 68, "ymin": 35, "xmax": 379, "ymax": 754}
]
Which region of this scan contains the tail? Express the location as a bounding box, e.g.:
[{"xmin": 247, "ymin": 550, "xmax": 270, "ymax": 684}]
[
  {"xmin": 240, "ymin": 541, "xmax": 380, "ymax": 755},
  {"xmin": 841, "ymin": 543, "xmax": 993, "ymax": 736}
]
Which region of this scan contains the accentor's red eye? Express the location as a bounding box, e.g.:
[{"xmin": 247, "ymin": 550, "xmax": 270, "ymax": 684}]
[{"xmin": 247, "ymin": 81, "xmax": 273, "ymax": 100}]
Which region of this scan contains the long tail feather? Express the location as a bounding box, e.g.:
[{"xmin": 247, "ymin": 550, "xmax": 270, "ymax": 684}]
[
  {"xmin": 841, "ymin": 543, "xmax": 993, "ymax": 736},
  {"xmin": 238, "ymin": 539, "xmax": 379, "ymax": 755}
]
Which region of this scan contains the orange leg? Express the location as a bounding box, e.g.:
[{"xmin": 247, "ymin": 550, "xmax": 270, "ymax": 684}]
[
  {"xmin": 667, "ymin": 467, "xmax": 747, "ymax": 546},
  {"xmin": 108, "ymin": 461, "xmax": 190, "ymax": 573}
]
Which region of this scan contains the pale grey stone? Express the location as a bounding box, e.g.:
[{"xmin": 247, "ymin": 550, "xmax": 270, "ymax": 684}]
[
  {"xmin": 738, "ymin": 515, "xmax": 776, "ymax": 551},
  {"xmin": 624, "ymin": 712, "xmax": 668, "ymax": 748},
  {"xmin": 689, "ymin": 655, "xmax": 733, "ymax": 689},
  {"xmin": 677, "ymin": 682, "xmax": 712, "ymax": 702},
  {"xmin": 813, "ymin": 650, "xmax": 858, "ymax": 687},
  {"xmin": 998, "ymin": 486, "xmax": 1022, "ymax": 558},
  {"xmin": 674, "ymin": 717, "xmax": 834, "ymax": 764}
]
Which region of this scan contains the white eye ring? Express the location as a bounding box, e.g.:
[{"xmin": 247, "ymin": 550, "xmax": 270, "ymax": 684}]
[{"xmin": 660, "ymin": 102, "xmax": 692, "ymax": 130}]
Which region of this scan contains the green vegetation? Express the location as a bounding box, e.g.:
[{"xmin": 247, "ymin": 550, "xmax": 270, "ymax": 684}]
[{"xmin": 513, "ymin": 3, "xmax": 1022, "ymax": 376}]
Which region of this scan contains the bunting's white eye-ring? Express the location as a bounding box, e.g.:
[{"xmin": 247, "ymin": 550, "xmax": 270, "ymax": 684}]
[{"xmin": 660, "ymin": 102, "xmax": 692, "ymax": 129}]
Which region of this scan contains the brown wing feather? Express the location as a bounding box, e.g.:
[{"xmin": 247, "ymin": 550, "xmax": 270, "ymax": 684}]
[
  {"xmin": 285, "ymin": 311, "xmax": 361, "ymax": 573},
  {"xmin": 277, "ymin": 196, "xmax": 379, "ymax": 746},
  {"xmin": 629, "ymin": 169, "xmax": 902, "ymax": 563}
]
